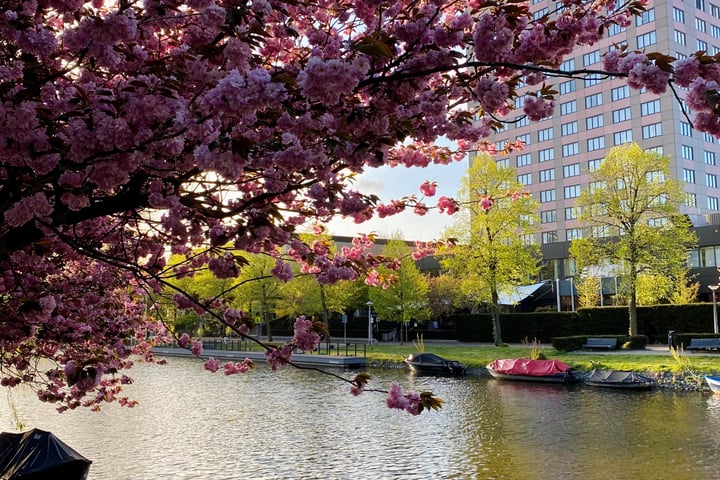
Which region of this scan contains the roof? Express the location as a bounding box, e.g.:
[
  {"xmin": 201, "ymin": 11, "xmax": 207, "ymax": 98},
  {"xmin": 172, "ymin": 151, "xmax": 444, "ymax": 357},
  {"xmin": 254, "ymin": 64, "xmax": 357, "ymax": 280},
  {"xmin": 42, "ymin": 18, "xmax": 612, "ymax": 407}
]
[{"xmin": 497, "ymin": 282, "xmax": 548, "ymax": 305}]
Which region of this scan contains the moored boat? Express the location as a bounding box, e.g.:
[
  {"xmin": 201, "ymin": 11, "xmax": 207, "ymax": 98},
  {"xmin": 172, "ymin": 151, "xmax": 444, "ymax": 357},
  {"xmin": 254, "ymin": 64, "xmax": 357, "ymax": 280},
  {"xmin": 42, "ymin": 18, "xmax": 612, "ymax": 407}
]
[
  {"xmin": 0, "ymin": 428, "xmax": 91, "ymax": 480},
  {"xmin": 582, "ymin": 369, "xmax": 654, "ymax": 391},
  {"xmin": 404, "ymin": 352, "xmax": 466, "ymax": 376},
  {"xmin": 486, "ymin": 358, "xmax": 575, "ymax": 383},
  {"xmin": 705, "ymin": 375, "xmax": 720, "ymax": 393}
]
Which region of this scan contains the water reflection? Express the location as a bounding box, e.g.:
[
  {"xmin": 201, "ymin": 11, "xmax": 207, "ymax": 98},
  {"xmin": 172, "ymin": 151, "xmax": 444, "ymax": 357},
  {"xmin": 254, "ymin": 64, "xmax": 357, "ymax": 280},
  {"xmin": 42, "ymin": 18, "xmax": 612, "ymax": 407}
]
[{"xmin": 1, "ymin": 358, "xmax": 719, "ymax": 479}]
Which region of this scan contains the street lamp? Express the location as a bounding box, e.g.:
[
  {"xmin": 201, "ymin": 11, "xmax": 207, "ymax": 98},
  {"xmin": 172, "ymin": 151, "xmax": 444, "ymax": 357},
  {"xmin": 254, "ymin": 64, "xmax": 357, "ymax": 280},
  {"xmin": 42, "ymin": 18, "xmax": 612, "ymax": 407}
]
[
  {"xmin": 367, "ymin": 301, "xmax": 374, "ymax": 344},
  {"xmin": 710, "ymin": 285, "xmax": 720, "ymax": 334}
]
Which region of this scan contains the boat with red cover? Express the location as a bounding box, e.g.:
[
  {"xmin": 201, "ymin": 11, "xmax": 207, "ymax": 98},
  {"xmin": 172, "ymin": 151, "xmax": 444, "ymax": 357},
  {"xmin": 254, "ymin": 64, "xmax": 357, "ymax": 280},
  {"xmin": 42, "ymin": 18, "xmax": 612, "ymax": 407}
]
[{"xmin": 487, "ymin": 358, "xmax": 575, "ymax": 383}]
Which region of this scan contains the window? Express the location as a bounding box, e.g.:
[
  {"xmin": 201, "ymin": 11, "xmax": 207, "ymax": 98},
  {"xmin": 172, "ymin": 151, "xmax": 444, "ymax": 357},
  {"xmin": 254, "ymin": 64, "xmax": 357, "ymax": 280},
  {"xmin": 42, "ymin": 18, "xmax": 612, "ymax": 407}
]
[
  {"xmin": 518, "ymin": 173, "xmax": 532, "ymax": 185},
  {"xmin": 586, "ymin": 114, "xmax": 604, "ymax": 130},
  {"xmin": 673, "ymin": 7, "xmax": 685, "ymax": 23},
  {"xmin": 709, "ymin": 196, "xmax": 719, "ymax": 210},
  {"xmin": 585, "ymin": 93, "xmax": 603, "ymax": 108},
  {"xmin": 611, "ymin": 85, "xmax": 630, "ymax": 101},
  {"xmin": 612, "ymin": 107, "xmax": 631, "ymax": 123},
  {"xmin": 712, "ymin": 3, "xmax": 720, "ymax": 18},
  {"xmin": 698, "ymin": 0, "xmax": 706, "ymax": 11},
  {"xmin": 541, "ymin": 231, "xmax": 558, "ymax": 244},
  {"xmin": 541, "ymin": 210, "xmax": 556, "ymax": 223},
  {"xmin": 686, "ymin": 192, "xmax": 698, "ymax": 207},
  {"xmin": 637, "ymin": 31, "xmax": 657, "ymax": 48},
  {"xmin": 697, "ymin": 17, "xmax": 708, "ymax": 32},
  {"xmin": 565, "ymin": 207, "xmax": 577, "ymax": 220},
  {"xmin": 564, "ymin": 185, "xmax": 581, "ymax": 198},
  {"xmin": 708, "ymin": 173, "xmax": 718, "ymax": 188},
  {"xmin": 712, "ymin": 24, "xmax": 720, "ymax": 38},
  {"xmin": 608, "ymin": 23, "xmax": 624, "ymax": 36},
  {"xmin": 681, "ymin": 145, "xmax": 694, "ymax": 160},
  {"xmin": 515, "ymin": 115, "xmax": 529, "ymax": 128},
  {"xmin": 539, "ymin": 148, "xmax": 555, "ymax": 162},
  {"xmin": 533, "ymin": 7, "xmax": 548, "ymax": 19},
  {"xmin": 587, "ymin": 136, "xmax": 605, "ymax": 151},
  {"xmin": 540, "ymin": 168, "xmax": 555, "ymax": 182},
  {"xmin": 561, "ymin": 58, "xmax": 575, "ymax": 70},
  {"xmin": 641, "ymin": 99, "xmax": 661, "ymax": 116},
  {"xmin": 520, "ymin": 233, "xmax": 536, "ymax": 245},
  {"xmin": 538, "ymin": 127, "xmax": 554, "ymax": 142},
  {"xmin": 684, "ymin": 168, "xmax": 696, "ymax": 183},
  {"xmin": 591, "ymin": 225, "xmax": 610, "ymax": 238},
  {"xmin": 706, "ymin": 151, "xmax": 717, "ymax": 165},
  {"xmin": 517, "ymin": 133, "xmax": 531, "ymax": 145},
  {"xmin": 540, "ymin": 189, "xmax": 556, "ymax": 203},
  {"xmin": 584, "ymin": 76, "xmax": 602, "ymax": 87},
  {"xmin": 647, "ymin": 170, "xmax": 665, "ymax": 183},
  {"xmin": 642, "ymin": 123, "xmax": 662, "ymax": 138},
  {"xmin": 560, "ymin": 100, "xmax": 577, "ymax": 115},
  {"xmin": 516, "ymin": 153, "xmax": 531, "ymax": 167},
  {"xmin": 704, "ymin": 132, "xmax": 715, "ymax": 143},
  {"xmin": 680, "ymin": 122, "xmax": 693, "ymax": 136},
  {"xmin": 583, "ymin": 50, "xmax": 600, "ymax": 66},
  {"xmin": 563, "ymin": 163, "xmax": 580, "ymax": 177},
  {"xmin": 566, "ymin": 228, "xmax": 583, "ymax": 241},
  {"xmin": 614, "ymin": 129, "xmax": 633, "ymax": 145},
  {"xmin": 675, "ymin": 30, "xmax": 687, "ymax": 45},
  {"xmin": 561, "ymin": 122, "xmax": 577, "ymax": 136},
  {"xmin": 589, "ymin": 180, "xmax": 607, "ymax": 193},
  {"xmin": 496, "ymin": 158, "xmax": 510, "ymax": 168},
  {"xmin": 588, "ymin": 159, "xmax": 602, "ymax": 172},
  {"xmin": 636, "ymin": 8, "xmax": 655, "ymax": 25},
  {"xmin": 562, "ymin": 142, "xmax": 579, "ymax": 156},
  {"xmin": 648, "ymin": 217, "xmax": 668, "ymax": 227},
  {"xmin": 559, "ymin": 80, "xmax": 576, "ymax": 95},
  {"xmin": 698, "ymin": 39, "xmax": 709, "ymax": 51}
]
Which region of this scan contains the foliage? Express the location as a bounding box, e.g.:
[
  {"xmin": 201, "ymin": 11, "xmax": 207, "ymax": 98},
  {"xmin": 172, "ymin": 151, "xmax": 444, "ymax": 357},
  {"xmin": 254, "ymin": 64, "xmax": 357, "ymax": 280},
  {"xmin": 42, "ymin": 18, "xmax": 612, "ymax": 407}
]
[
  {"xmin": 442, "ymin": 154, "xmax": 540, "ymax": 344},
  {"xmin": 522, "ymin": 337, "xmax": 546, "ymax": 360},
  {"xmin": 570, "ymin": 144, "xmax": 697, "ymax": 337},
  {"xmin": 575, "ymin": 275, "xmax": 601, "ymax": 308},
  {"xmin": 2, "ymin": 0, "xmax": 719, "ymax": 412}
]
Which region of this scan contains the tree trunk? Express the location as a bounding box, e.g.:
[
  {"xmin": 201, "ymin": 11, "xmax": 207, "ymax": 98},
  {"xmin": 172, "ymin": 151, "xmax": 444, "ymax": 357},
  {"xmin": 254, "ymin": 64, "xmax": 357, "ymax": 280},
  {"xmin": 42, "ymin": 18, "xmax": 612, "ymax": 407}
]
[
  {"xmin": 491, "ymin": 290, "xmax": 503, "ymax": 345},
  {"xmin": 628, "ymin": 269, "xmax": 638, "ymax": 336}
]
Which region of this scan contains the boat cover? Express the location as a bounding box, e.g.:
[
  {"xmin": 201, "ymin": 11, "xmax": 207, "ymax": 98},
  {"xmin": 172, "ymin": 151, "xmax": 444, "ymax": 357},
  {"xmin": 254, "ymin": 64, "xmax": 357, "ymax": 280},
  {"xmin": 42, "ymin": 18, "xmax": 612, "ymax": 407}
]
[
  {"xmin": 584, "ymin": 369, "xmax": 650, "ymax": 384},
  {"xmin": 489, "ymin": 358, "xmax": 572, "ymax": 376},
  {"xmin": 0, "ymin": 429, "xmax": 91, "ymax": 480}
]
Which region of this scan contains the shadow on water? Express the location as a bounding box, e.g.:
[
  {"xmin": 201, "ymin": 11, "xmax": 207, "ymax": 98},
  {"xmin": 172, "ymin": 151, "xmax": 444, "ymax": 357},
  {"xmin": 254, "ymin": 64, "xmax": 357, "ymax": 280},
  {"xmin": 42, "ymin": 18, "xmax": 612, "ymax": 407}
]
[{"xmin": 2, "ymin": 359, "xmax": 720, "ymax": 479}]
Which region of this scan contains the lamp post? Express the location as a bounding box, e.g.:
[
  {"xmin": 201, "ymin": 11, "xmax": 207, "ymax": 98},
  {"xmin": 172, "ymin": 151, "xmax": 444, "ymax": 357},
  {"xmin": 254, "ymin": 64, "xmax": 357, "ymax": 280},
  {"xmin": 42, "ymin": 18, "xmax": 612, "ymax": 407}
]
[
  {"xmin": 710, "ymin": 285, "xmax": 720, "ymax": 334},
  {"xmin": 367, "ymin": 301, "xmax": 374, "ymax": 344}
]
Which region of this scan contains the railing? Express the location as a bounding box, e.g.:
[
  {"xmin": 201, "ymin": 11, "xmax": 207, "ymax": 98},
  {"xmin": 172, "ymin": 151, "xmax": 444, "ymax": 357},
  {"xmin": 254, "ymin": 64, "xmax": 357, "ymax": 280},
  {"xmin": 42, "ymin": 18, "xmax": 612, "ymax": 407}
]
[{"xmin": 161, "ymin": 337, "xmax": 368, "ymax": 357}]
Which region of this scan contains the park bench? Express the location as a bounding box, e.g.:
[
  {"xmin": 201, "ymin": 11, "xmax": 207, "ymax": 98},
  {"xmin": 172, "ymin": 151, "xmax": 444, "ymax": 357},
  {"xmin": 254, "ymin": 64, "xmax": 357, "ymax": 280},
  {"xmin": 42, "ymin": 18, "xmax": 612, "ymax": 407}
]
[
  {"xmin": 686, "ymin": 338, "xmax": 720, "ymax": 352},
  {"xmin": 582, "ymin": 337, "xmax": 618, "ymax": 350}
]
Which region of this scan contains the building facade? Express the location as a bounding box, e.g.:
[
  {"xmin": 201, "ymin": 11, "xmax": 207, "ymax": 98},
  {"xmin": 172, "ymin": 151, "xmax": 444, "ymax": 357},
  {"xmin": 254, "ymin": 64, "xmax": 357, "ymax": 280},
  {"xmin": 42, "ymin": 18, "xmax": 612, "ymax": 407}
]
[{"xmin": 480, "ymin": 0, "xmax": 720, "ymax": 298}]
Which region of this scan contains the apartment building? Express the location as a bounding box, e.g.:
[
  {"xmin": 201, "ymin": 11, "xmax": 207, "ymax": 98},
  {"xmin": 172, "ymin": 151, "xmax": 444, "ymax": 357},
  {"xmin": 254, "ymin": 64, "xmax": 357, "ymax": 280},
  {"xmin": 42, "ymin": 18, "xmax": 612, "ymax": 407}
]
[{"xmin": 481, "ymin": 0, "xmax": 720, "ymax": 299}]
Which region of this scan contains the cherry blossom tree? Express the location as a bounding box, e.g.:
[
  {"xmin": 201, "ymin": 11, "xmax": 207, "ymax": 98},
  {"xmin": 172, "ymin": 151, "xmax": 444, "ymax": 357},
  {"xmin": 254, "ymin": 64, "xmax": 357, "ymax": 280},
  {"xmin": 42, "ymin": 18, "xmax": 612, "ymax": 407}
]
[{"xmin": 2, "ymin": 0, "xmax": 719, "ymax": 413}]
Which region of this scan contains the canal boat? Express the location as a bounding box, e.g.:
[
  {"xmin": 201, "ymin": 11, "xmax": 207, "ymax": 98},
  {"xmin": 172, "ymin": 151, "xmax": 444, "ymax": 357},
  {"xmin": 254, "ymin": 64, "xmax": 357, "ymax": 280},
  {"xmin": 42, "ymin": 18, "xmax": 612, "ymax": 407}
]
[
  {"xmin": 486, "ymin": 358, "xmax": 575, "ymax": 383},
  {"xmin": 404, "ymin": 352, "xmax": 466, "ymax": 376},
  {"xmin": 582, "ymin": 369, "xmax": 654, "ymax": 391},
  {"xmin": 0, "ymin": 428, "xmax": 92, "ymax": 480},
  {"xmin": 705, "ymin": 375, "xmax": 720, "ymax": 393}
]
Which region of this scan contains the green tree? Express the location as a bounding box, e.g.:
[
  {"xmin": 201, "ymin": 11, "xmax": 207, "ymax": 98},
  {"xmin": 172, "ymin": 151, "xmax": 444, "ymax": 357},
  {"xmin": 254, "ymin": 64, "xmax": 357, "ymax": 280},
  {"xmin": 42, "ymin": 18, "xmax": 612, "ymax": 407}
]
[
  {"xmin": 575, "ymin": 275, "xmax": 601, "ymax": 308},
  {"xmin": 427, "ymin": 274, "xmax": 471, "ymax": 323},
  {"xmin": 369, "ymin": 237, "xmax": 430, "ymax": 331},
  {"xmin": 569, "ymin": 143, "xmax": 697, "ymax": 335},
  {"xmin": 441, "ymin": 154, "xmax": 540, "ymax": 345}
]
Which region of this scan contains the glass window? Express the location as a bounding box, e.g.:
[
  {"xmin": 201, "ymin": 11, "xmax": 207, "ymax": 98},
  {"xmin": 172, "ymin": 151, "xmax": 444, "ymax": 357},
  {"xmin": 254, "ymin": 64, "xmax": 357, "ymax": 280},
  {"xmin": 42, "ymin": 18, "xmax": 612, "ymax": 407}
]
[
  {"xmin": 533, "ymin": 7, "xmax": 548, "ymax": 19},
  {"xmin": 587, "ymin": 136, "xmax": 605, "ymax": 151},
  {"xmin": 684, "ymin": 168, "xmax": 696, "ymax": 183},
  {"xmin": 562, "ymin": 142, "xmax": 579, "ymax": 156},
  {"xmin": 566, "ymin": 228, "xmax": 583, "ymax": 241},
  {"xmin": 588, "ymin": 159, "xmax": 602, "ymax": 172},
  {"xmin": 641, "ymin": 99, "xmax": 661, "ymax": 116},
  {"xmin": 559, "ymin": 80, "xmax": 576, "ymax": 95},
  {"xmin": 516, "ymin": 153, "xmax": 531, "ymax": 167},
  {"xmin": 540, "ymin": 189, "xmax": 556, "ymax": 203},
  {"xmin": 614, "ymin": 129, "xmax": 633, "ymax": 145},
  {"xmin": 539, "ymin": 148, "xmax": 555, "ymax": 162},
  {"xmin": 697, "ymin": 17, "xmax": 707, "ymax": 32},
  {"xmin": 565, "ymin": 207, "xmax": 577, "ymax": 220},
  {"xmin": 561, "ymin": 58, "xmax": 575, "ymax": 70},
  {"xmin": 636, "ymin": 8, "xmax": 655, "ymax": 25},
  {"xmin": 637, "ymin": 31, "xmax": 657, "ymax": 48},
  {"xmin": 706, "ymin": 151, "xmax": 717, "ymax": 165},
  {"xmin": 642, "ymin": 123, "xmax": 662, "ymax": 138},
  {"xmin": 561, "ymin": 122, "xmax": 578, "ymax": 136},
  {"xmin": 681, "ymin": 145, "xmax": 694, "ymax": 160},
  {"xmin": 708, "ymin": 173, "xmax": 718, "ymax": 188},
  {"xmin": 517, "ymin": 133, "xmax": 531, "ymax": 145},
  {"xmin": 583, "ymin": 50, "xmax": 601, "ymax": 66},
  {"xmin": 560, "ymin": 100, "xmax": 577, "ymax": 115},
  {"xmin": 564, "ymin": 185, "xmax": 581, "ymax": 198},
  {"xmin": 680, "ymin": 122, "xmax": 693, "ymax": 136},
  {"xmin": 584, "ymin": 76, "xmax": 602, "ymax": 87},
  {"xmin": 541, "ymin": 231, "xmax": 558, "ymax": 244},
  {"xmin": 586, "ymin": 114, "xmax": 604, "ymax": 130},
  {"xmin": 612, "ymin": 107, "xmax": 631, "ymax": 123},
  {"xmin": 709, "ymin": 196, "xmax": 719, "ymax": 210},
  {"xmin": 496, "ymin": 158, "xmax": 510, "ymax": 168},
  {"xmin": 675, "ymin": 29, "xmax": 687, "ymax": 45},
  {"xmin": 518, "ymin": 173, "xmax": 532, "ymax": 185},
  {"xmin": 608, "ymin": 23, "xmax": 625, "ymax": 36},
  {"xmin": 540, "ymin": 168, "xmax": 555, "ymax": 182},
  {"xmin": 563, "ymin": 163, "xmax": 580, "ymax": 177},
  {"xmin": 673, "ymin": 7, "xmax": 685, "ymax": 23},
  {"xmin": 540, "ymin": 210, "xmax": 556, "ymax": 223},
  {"xmin": 712, "ymin": 24, "xmax": 720, "ymax": 38},
  {"xmin": 585, "ymin": 93, "xmax": 603, "ymax": 108},
  {"xmin": 712, "ymin": 3, "xmax": 720, "ymax": 18},
  {"xmin": 686, "ymin": 192, "xmax": 698, "ymax": 207},
  {"xmin": 698, "ymin": 39, "xmax": 709, "ymax": 51},
  {"xmin": 698, "ymin": 0, "xmax": 706, "ymax": 11},
  {"xmin": 611, "ymin": 85, "xmax": 630, "ymax": 101},
  {"xmin": 515, "ymin": 115, "xmax": 529, "ymax": 128},
  {"xmin": 538, "ymin": 127, "xmax": 554, "ymax": 142}
]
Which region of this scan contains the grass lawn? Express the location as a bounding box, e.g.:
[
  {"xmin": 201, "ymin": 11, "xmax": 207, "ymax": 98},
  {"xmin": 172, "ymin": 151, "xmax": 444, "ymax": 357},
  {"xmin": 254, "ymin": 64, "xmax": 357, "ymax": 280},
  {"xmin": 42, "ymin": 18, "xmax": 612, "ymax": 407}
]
[{"xmin": 364, "ymin": 343, "xmax": 720, "ymax": 375}]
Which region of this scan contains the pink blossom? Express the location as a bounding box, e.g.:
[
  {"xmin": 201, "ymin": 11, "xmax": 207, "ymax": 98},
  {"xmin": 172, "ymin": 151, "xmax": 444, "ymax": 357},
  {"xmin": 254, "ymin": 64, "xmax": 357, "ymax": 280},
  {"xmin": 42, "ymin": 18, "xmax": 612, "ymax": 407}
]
[
  {"xmin": 523, "ymin": 97, "xmax": 554, "ymax": 122},
  {"xmin": 204, "ymin": 357, "xmax": 220, "ymax": 373},
  {"xmin": 674, "ymin": 58, "xmax": 702, "ymax": 87},
  {"xmin": 270, "ymin": 259, "xmax": 294, "ymax": 282},
  {"xmin": 178, "ymin": 333, "xmax": 191, "ymax": 348},
  {"xmin": 420, "ymin": 181, "xmax": 437, "ymax": 197},
  {"xmin": 292, "ymin": 315, "xmax": 321, "ymax": 351},
  {"xmin": 191, "ymin": 340, "xmax": 203, "ymax": 356},
  {"xmin": 264, "ymin": 344, "xmax": 293, "ymax": 371},
  {"xmin": 385, "ymin": 382, "xmax": 421, "ymax": 415},
  {"xmin": 437, "ymin": 196, "xmax": 459, "ymax": 215},
  {"xmin": 479, "ymin": 196, "xmax": 494, "ymax": 211}
]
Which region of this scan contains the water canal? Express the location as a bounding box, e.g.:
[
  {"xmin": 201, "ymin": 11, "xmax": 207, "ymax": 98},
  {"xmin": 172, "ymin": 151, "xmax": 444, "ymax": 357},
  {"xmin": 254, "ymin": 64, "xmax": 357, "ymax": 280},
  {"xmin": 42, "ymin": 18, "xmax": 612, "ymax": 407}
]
[{"xmin": 2, "ymin": 357, "xmax": 719, "ymax": 479}]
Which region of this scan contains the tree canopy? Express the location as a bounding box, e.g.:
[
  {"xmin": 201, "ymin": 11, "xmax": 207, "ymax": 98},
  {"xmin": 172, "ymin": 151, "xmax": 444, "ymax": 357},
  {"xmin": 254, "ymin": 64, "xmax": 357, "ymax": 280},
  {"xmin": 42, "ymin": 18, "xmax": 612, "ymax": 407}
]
[{"xmin": 2, "ymin": 0, "xmax": 720, "ymax": 412}]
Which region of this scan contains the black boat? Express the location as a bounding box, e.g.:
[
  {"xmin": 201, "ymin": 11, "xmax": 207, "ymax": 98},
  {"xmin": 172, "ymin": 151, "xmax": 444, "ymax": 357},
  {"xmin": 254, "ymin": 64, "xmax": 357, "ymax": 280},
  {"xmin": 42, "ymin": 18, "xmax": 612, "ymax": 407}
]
[
  {"xmin": 581, "ymin": 369, "xmax": 654, "ymax": 391},
  {"xmin": 0, "ymin": 428, "xmax": 92, "ymax": 480},
  {"xmin": 404, "ymin": 352, "xmax": 466, "ymax": 376}
]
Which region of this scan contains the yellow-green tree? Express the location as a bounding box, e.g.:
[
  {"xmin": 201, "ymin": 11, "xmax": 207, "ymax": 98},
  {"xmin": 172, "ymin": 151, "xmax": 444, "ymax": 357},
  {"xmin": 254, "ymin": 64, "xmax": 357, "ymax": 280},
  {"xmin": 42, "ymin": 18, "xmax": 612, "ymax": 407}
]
[
  {"xmin": 575, "ymin": 275, "xmax": 601, "ymax": 308},
  {"xmin": 441, "ymin": 154, "xmax": 540, "ymax": 345},
  {"xmin": 570, "ymin": 143, "xmax": 697, "ymax": 336}
]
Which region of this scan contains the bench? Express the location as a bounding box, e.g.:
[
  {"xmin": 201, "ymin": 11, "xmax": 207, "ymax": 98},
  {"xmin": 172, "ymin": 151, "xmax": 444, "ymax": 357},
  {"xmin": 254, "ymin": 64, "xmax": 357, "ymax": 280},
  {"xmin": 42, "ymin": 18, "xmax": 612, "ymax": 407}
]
[
  {"xmin": 686, "ymin": 338, "xmax": 720, "ymax": 352},
  {"xmin": 582, "ymin": 337, "xmax": 618, "ymax": 350}
]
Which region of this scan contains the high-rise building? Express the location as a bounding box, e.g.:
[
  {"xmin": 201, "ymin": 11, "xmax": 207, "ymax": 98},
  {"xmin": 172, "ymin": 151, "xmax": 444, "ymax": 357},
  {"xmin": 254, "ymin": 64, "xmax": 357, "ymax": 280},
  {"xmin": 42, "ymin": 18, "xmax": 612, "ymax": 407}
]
[{"xmin": 484, "ymin": 0, "xmax": 720, "ymax": 292}]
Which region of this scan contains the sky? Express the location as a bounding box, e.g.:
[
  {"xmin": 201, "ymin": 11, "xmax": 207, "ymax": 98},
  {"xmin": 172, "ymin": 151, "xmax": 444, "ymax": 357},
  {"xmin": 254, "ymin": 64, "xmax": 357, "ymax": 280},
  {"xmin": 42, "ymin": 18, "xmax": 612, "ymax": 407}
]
[{"xmin": 325, "ymin": 157, "xmax": 467, "ymax": 242}]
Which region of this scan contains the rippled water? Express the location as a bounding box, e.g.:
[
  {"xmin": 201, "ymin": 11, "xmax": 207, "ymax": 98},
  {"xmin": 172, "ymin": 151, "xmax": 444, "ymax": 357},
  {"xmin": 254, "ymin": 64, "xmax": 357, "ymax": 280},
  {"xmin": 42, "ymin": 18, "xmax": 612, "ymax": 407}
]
[{"xmin": 2, "ymin": 358, "xmax": 720, "ymax": 479}]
